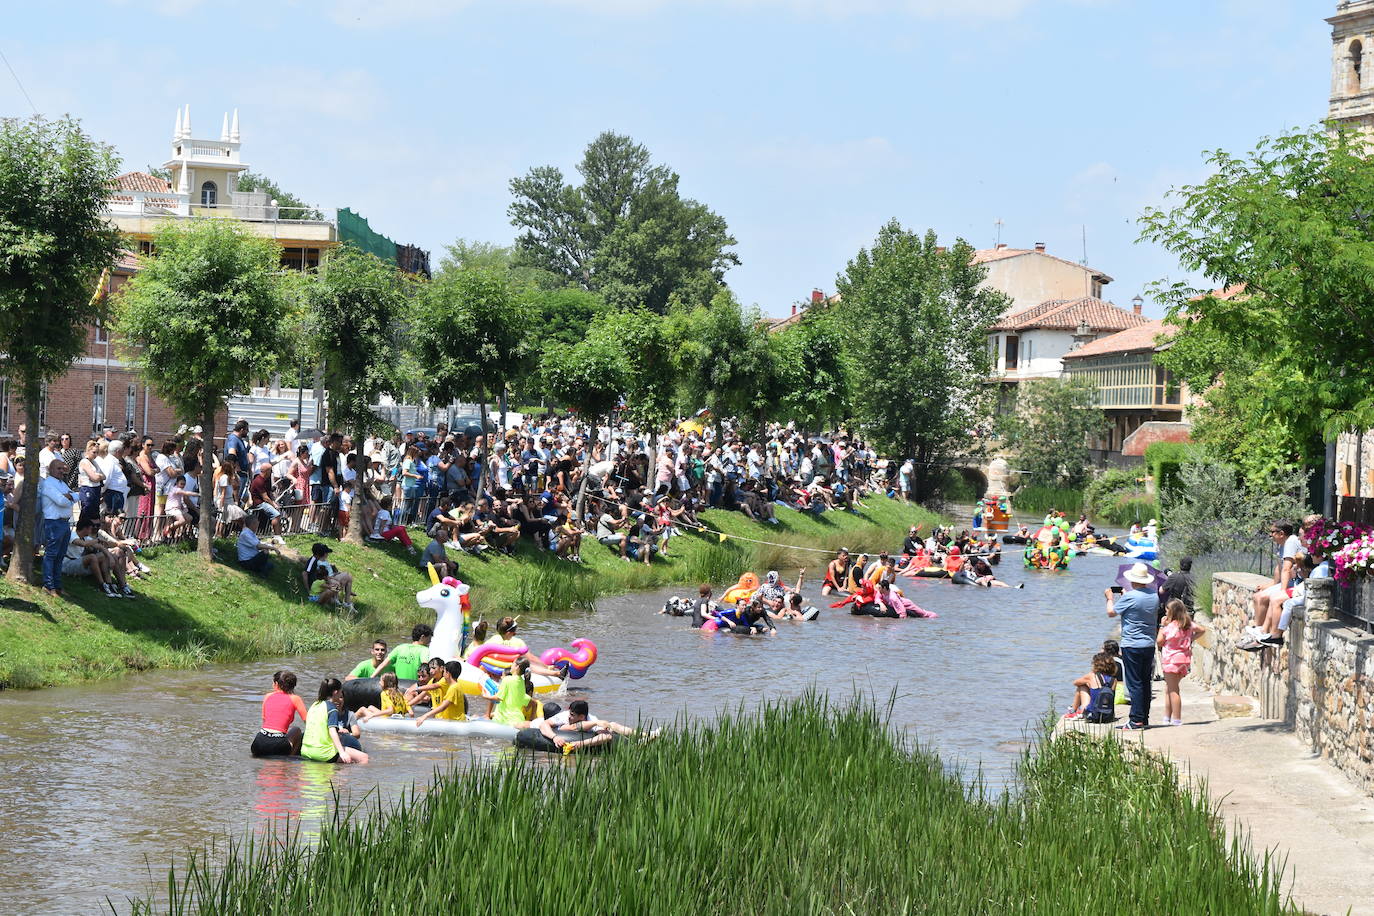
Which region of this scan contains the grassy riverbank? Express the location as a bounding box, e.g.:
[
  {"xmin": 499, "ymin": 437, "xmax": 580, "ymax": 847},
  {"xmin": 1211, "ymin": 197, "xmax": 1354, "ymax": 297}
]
[
  {"xmin": 129, "ymin": 696, "xmax": 1293, "ymax": 915},
  {"xmin": 0, "ymin": 497, "xmax": 939, "ymax": 690}
]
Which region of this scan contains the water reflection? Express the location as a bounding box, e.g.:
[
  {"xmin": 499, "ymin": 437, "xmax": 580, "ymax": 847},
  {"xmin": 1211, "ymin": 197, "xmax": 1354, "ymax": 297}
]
[{"xmin": 0, "ymin": 541, "xmax": 1125, "ymax": 911}]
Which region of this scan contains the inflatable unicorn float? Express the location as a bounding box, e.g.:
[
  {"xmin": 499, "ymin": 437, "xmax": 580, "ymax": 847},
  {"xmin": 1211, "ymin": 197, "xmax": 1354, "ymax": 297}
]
[{"xmin": 346, "ymin": 566, "xmax": 598, "ymax": 731}]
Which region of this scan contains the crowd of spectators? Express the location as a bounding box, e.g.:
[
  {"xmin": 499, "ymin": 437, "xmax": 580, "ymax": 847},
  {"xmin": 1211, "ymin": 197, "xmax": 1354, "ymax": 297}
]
[{"xmin": 6, "ymin": 413, "xmax": 908, "ymax": 597}]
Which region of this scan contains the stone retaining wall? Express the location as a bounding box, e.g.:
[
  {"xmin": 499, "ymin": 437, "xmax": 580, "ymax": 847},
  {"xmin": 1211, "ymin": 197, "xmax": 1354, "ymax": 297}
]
[{"xmin": 1197, "ymin": 572, "xmax": 1374, "ymax": 794}]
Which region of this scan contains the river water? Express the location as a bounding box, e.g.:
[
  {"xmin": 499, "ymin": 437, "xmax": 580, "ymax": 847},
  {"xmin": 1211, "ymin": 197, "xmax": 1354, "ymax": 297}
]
[{"xmin": 0, "ymin": 543, "xmax": 1128, "ymax": 911}]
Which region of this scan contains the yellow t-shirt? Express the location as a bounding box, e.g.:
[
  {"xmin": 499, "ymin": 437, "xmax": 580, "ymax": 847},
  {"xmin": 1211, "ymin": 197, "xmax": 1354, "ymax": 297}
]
[
  {"xmin": 380, "ymin": 690, "xmax": 410, "ymax": 716},
  {"xmin": 435, "ymin": 680, "xmax": 466, "ymax": 721}
]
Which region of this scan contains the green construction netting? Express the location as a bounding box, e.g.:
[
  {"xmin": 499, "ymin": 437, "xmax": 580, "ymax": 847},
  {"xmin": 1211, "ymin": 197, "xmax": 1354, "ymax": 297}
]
[{"xmin": 336, "ymin": 207, "xmax": 397, "ymax": 264}]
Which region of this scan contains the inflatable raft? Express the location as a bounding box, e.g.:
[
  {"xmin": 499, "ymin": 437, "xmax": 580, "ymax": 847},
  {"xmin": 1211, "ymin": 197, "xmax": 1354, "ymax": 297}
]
[
  {"xmin": 343, "ymin": 662, "xmax": 564, "ymax": 712},
  {"xmin": 360, "ymin": 716, "xmax": 519, "ymax": 740}
]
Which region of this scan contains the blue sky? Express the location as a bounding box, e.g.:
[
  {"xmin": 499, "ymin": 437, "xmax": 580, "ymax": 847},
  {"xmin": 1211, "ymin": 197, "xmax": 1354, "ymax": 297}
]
[{"xmin": 4, "ymin": 0, "xmax": 1330, "ymax": 317}]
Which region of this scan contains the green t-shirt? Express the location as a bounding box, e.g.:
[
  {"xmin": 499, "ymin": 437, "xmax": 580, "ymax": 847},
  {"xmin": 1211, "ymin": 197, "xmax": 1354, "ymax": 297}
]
[
  {"xmin": 385, "ymin": 643, "xmax": 427, "ymax": 681},
  {"xmin": 492, "ymin": 674, "xmax": 529, "ymax": 727},
  {"xmin": 348, "ymin": 659, "xmax": 376, "ymax": 679}
]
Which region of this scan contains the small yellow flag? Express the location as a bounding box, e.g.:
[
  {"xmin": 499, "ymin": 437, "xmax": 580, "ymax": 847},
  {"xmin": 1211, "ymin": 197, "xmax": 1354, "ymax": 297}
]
[{"xmin": 719, "ymin": 533, "xmax": 728, "ymax": 543}]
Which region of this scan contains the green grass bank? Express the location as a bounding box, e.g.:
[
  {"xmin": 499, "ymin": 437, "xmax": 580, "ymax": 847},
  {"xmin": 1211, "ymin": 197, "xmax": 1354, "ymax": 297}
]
[
  {"xmin": 0, "ymin": 497, "xmax": 940, "ymax": 690},
  {"xmin": 127, "ymin": 696, "xmax": 1293, "ymax": 915}
]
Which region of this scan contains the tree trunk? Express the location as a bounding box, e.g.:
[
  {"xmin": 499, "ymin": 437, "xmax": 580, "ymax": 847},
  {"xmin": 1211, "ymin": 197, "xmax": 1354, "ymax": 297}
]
[
  {"xmin": 196, "ymin": 405, "xmax": 215, "ymax": 561},
  {"xmin": 6, "ymin": 386, "xmax": 43, "ymax": 584},
  {"xmin": 574, "ymin": 413, "xmax": 600, "ymax": 522},
  {"xmin": 477, "ymin": 392, "xmax": 490, "ymax": 499},
  {"xmin": 343, "ymin": 434, "xmax": 366, "ymax": 544},
  {"xmin": 646, "ymin": 429, "xmax": 658, "ymax": 490},
  {"xmin": 499, "ymin": 386, "xmax": 508, "ymax": 446}
]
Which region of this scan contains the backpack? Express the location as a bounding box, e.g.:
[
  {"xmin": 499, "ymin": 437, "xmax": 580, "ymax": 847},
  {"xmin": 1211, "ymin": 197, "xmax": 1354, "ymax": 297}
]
[{"xmin": 1084, "ymin": 675, "xmax": 1117, "ymax": 724}]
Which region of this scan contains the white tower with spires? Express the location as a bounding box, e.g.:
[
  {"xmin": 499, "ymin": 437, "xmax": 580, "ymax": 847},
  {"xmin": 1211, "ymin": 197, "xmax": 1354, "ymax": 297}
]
[{"xmin": 163, "ymin": 104, "xmax": 249, "ymax": 209}]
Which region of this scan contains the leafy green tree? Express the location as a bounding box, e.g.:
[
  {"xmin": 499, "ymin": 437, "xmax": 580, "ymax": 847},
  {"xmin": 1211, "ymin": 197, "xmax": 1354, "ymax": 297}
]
[
  {"xmin": 998, "ymin": 377, "xmax": 1107, "ymax": 488},
  {"xmin": 539, "ymin": 336, "xmax": 627, "ymax": 517},
  {"xmin": 306, "ymin": 245, "xmax": 411, "ymax": 543},
  {"xmin": 508, "ymin": 131, "xmax": 738, "ymax": 312},
  {"xmin": 586, "ymin": 308, "xmax": 680, "ymax": 480},
  {"xmin": 236, "ymin": 171, "xmax": 323, "ymax": 220},
  {"xmin": 672, "ymin": 291, "xmax": 778, "ymax": 440},
  {"xmin": 835, "ymin": 220, "xmax": 1008, "ymax": 501},
  {"xmin": 1165, "ymin": 459, "xmax": 1308, "ymax": 566},
  {"xmin": 527, "ymin": 287, "xmax": 609, "ymax": 352},
  {"xmin": 413, "ymin": 268, "xmax": 531, "ymax": 494},
  {"xmin": 0, "ymin": 116, "xmax": 123, "ymax": 584},
  {"xmin": 769, "ymin": 311, "xmax": 851, "ymax": 431},
  {"xmin": 1140, "ymin": 127, "xmax": 1374, "ymax": 478},
  {"xmin": 117, "ymin": 220, "xmax": 290, "ymax": 560}
]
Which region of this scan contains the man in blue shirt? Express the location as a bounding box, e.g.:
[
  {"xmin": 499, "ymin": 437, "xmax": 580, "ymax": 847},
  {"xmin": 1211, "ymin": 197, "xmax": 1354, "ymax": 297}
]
[
  {"xmin": 39, "ymin": 458, "xmax": 77, "ymax": 596},
  {"xmin": 1106, "ymin": 563, "xmax": 1161, "ymax": 729}
]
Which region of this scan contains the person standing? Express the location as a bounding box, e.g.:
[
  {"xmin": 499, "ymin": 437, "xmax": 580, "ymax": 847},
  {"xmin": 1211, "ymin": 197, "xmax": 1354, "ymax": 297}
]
[
  {"xmin": 1158, "ymin": 556, "xmax": 1196, "ymax": 615},
  {"xmin": 1106, "ymin": 563, "xmax": 1161, "ymax": 730},
  {"xmin": 40, "ymin": 458, "xmax": 77, "ymax": 597}
]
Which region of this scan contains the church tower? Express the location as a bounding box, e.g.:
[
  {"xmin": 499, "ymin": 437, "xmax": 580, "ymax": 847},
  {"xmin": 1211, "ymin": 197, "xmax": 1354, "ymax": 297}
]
[{"xmin": 1329, "ymin": 1, "xmax": 1374, "ymax": 131}]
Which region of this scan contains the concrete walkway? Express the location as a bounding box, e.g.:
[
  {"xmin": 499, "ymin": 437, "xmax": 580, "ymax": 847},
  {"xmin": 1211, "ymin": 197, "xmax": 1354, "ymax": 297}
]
[{"xmin": 1062, "ymin": 679, "xmax": 1374, "ymax": 916}]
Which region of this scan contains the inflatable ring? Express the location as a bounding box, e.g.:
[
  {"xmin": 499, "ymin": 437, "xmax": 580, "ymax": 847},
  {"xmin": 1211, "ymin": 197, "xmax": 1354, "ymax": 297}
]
[
  {"xmin": 467, "ymin": 643, "xmax": 525, "ymax": 677},
  {"xmin": 539, "ymin": 638, "xmax": 598, "ymax": 680}
]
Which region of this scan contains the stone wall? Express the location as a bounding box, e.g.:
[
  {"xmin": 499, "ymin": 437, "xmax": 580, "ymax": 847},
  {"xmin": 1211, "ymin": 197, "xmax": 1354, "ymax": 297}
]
[{"xmin": 1197, "ymin": 572, "xmax": 1374, "ymax": 794}]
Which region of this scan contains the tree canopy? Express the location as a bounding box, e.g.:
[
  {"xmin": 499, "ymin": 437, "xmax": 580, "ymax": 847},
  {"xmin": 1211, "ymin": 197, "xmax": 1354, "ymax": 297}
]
[
  {"xmin": 508, "ymin": 131, "xmax": 738, "ymax": 312},
  {"xmin": 835, "ymin": 220, "xmax": 1008, "ymax": 500},
  {"xmin": 672, "ymin": 291, "xmax": 777, "ymax": 437},
  {"xmin": 236, "ymin": 171, "xmax": 323, "ymax": 220},
  {"xmin": 0, "ymin": 114, "xmax": 123, "ymax": 583},
  {"xmin": 1140, "ymin": 126, "xmax": 1374, "ymax": 480},
  {"xmin": 998, "ymin": 377, "xmax": 1107, "ymax": 488},
  {"xmin": 116, "ymin": 219, "xmax": 290, "ymax": 558},
  {"xmin": 769, "ymin": 310, "xmax": 851, "ymax": 432}
]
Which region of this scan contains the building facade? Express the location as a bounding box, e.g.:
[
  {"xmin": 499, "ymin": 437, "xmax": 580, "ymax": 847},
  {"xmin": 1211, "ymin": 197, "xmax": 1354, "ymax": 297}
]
[
  {"xmin": 973, "ymin": 242, "xmax": 1112, "ymax": 315},
  {"xmin": 1329, "ymin": 0, "xmax": 1374, "ymax": 132}
]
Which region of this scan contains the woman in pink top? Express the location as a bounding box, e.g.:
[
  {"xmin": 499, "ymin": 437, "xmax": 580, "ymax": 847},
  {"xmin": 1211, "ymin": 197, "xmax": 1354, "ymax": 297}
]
[
  {"xmin": 1156, "ymin": 599, "xmax": 1209, "ymax": 727},
  {"xmin": 251, "ymin": 670, "xmax": 309, "ymax": 757}
]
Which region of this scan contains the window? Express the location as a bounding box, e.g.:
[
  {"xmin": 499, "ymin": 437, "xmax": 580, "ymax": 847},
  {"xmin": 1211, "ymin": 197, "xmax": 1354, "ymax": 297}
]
[
  {"xmin": 1352, "ymin": 40, "xmax": 1364, "ymax": 94},
  {"xmin": 92, "ymin": 383, "xmax": 105, "ymax": 434},
  {"xmin": 1005, "ymin": 335, "xmax": 1019, "ymax": 370},
  {"xmin": 125, "ymin": 384, "xmax": 137, "ymax": 430},
  {"xmin": 280, "ymin": 247, "xmax": 321, "ymax": 271},
  {"xmin": 95, "ymin": 318, "xmax": 108, "ymax": 345},
  {"xmin": 138, "ymin": 239, "xmax": 155, "ymax": 256},
  {"xmin": 200, "ymin": 180, "xmax": 218, "ymax": 207}
]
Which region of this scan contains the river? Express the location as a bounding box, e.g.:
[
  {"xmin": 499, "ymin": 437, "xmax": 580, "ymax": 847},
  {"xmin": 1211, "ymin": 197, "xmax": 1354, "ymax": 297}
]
[{"xmin": 0, "ymin": 541, "xmax": 1129, "ymax": 911}]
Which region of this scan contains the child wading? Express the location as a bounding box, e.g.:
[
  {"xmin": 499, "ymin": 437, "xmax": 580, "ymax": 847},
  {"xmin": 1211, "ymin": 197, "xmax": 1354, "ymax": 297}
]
[{"xmin": 1157, "ymin": 598, "xmax": 1208, "ymax": 727}]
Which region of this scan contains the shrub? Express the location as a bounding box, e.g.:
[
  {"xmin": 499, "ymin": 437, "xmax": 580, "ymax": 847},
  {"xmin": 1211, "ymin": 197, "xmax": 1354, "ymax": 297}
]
[
  {"xmin": 1013, "ymin": 485, "xmax": 1084, "ymax": 517},
  {"xmin": 1144, "ymin": 442, "xmax": 1195, "ymax": 502}
]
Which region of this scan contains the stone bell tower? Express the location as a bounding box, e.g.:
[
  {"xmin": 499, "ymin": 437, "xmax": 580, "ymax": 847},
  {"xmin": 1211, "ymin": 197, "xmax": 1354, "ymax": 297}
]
[{"xmin": 1329, "ymin": 1, "xmax": 1374, "ymax": 132}]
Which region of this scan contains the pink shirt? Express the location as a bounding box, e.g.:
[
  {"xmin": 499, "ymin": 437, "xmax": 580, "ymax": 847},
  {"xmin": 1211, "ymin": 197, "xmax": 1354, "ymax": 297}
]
[
  {"xmin": 261, "ymin": 690, "xmax": 305, "ymax": 732},
  {"xmin": 1159, "ymin": 621, "xmax": 1194, "ymax": 668}
]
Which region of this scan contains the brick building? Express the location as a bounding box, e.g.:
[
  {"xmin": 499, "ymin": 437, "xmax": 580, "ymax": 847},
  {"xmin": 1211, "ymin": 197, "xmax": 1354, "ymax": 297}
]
[{"xmin": 3, "ymin": 105, "xmax": 425, "ymax": 446}]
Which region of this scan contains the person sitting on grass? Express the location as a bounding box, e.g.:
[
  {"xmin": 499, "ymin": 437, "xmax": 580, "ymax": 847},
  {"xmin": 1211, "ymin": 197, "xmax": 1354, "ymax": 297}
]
[
  {"xmin": 303, "ymin": 541, "xmax": 355, "ymax": 611},
  {"xmin": 1063, "ymin": 651, "xmax": 1118, "ymax": 721},
  {"xmin": 419, "ymin": 527, "xmax": 459, "ymax": 581},
  {"xmin": 345, "ymin": 640, "xmax": 388, "ymax": 681},
  {"xmin": 357, "ymin": 672, "xmax": 411, "ymax": 722},
  {"xmin": 64, "ymin": 517, "xmax": 133, "ymax": 598},
  {"xmin": 236, "ymin": 511, "xmax": 277, "ymax": 576},
  {"xmin": 478, "ymin": 496, "xmax": 521, "ymax": 555},
  {"xmin": 368, "ymin": 495, "xmax": 416, "ymax": 555},
  {"xmin": 97, "ymin": 509, "xmax": 150, "ymax": 582},
  {"xmin": 414, "ymin": 660, "xmax": 467, "ymax": 726},
  {"xmin": 554, "ymin": 513, "xmax": 583, "ymax": 562},
  {"xmin": 299, "ymin": 678, "xmax": 368, "ymax": 764}
]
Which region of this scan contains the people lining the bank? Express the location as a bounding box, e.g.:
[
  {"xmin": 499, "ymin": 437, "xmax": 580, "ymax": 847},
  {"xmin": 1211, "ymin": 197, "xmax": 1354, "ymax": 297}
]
[{"xmin": 1157, "ymin": 598, "xmax": 1207, "ymax": 727}]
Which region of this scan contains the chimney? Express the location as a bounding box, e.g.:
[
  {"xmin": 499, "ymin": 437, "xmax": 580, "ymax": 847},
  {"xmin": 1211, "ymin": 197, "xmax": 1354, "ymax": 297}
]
[
  {"xmin": 996, "ymin": 243, "xmax": 1008, "ymax": 250},
  {"xmin": 1132, "ymin": 294, "xmax": 1144, "ymax": 315},
  {"xmin": 1034, "ymin": 242, "xmax": 1046, "ymax": 252},
  {"xmin": 791, "ymin": 304, "xmax": 798, "ymax": 317},
  {"xmin": 811, "ymin": 289, "xmax": 824, "ymax": 305}
]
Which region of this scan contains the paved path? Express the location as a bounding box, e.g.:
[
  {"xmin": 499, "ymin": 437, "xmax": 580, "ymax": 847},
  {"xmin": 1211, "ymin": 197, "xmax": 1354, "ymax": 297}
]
[{"xmin": 1062, "ymin": 679, "xmax": 1374, "ymax": 915}]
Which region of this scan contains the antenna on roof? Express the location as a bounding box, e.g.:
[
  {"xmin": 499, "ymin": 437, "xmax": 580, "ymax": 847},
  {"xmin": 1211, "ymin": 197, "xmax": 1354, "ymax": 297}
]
[
  {"xmin": 994, "ymin": 218, "xmax": 1004, "ymax": 248},
  {"xmin": 1080, "ymin": 225, "xmax": 1088, "ymax": 265}
]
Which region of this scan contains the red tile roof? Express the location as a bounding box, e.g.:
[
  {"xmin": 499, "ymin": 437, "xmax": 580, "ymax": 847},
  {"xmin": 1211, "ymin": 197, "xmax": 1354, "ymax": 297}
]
[
  {"xmin": 112, "ymin": 171, "xmax": 171, "ymax": 193},
  {"xmin": 1061, "ymin": 319, "xmax": 1174, "ymax": 360},
  {"xmin": 991, "ymin": 297, "xmax": 1147, "ymax": 333},
  {"xmin": 972, "ymin": 246, "xmax": 1113, "ymax": 282}
]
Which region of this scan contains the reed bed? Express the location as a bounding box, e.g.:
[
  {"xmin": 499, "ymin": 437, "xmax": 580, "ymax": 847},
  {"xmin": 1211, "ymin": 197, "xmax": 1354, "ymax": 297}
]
[{"xmin": 125, "ymin": 695, "xmax": 1294, "ymax": 916}]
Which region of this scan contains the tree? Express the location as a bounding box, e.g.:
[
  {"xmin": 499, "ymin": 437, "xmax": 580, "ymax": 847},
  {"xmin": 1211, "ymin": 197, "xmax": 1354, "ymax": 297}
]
[
  {"xmin": 305, "ymin": 245, "xmax": 411, "ymax": 543},
  {"xmin": 672, "ymin": 291, "xmax": 778, "ymax": 440},
  {"xmin": 1139, "ymin": 126, "xmax": 1374, "ymax": 474},
  {"xmin": 508, "ymin": 131, "xmax": 739, "ymax": 312},
  {"xmin": 236, "ymin": 172, "xmax": 323, "ymax": 220},
  {"xmin": 116, "ymin": 220, "xmax": 290, "ymax": 560},
  {"xmin": 769, "ymin": 310, "xmax": 851, "ymax": 432},
  {"xmin": 526, "ymin": 287, "xmax": 609, "ymax": 352},
  {"xmin": 0, "ymin": 116, "xmax": 122, "ymax": 585},
  {"xmin": 587, "ymin": 308, "xmax": 680, "ymax": 481},
  {"xmin": 413, "ymin": 267, "xmax": 531, "ymax": 495},
  {"xmin": 1164, "ymin": 459, "xmax": 1308, "ymax": 566},
  {"xmin": 539, "ymin": 335, "xmax": 628, "ymax": 518},
  {"xmin": 835, "ymin": 220, "xmax": 1008, "ymax": 501},
  {"xmin": 998, "ymin": 377, "xmax": 1108, "ymax": 487}
]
